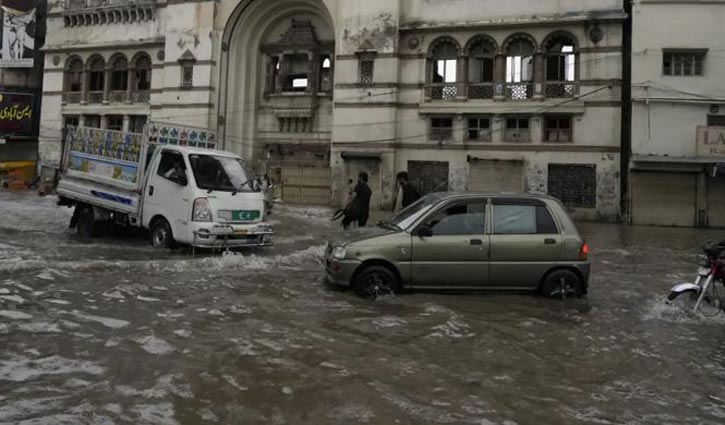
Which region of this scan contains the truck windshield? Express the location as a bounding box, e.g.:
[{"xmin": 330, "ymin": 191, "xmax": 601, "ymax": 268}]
[{"xmin": 188, "ymin": 154, "xmax": 258, "ymax": 192}]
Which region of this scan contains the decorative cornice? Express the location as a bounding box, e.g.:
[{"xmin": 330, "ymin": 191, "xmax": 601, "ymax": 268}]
[
  {"xmin": 42, "ymin": 38, "xmax": 165, "ymax": 52},
  {"xmin": 332, "ymin": 141, "xmax": 620, "ymax": 153}
]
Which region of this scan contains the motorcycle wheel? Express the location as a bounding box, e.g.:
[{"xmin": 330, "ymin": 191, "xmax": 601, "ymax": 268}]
[{"xmin": 667, "ymin": 289, "xmax": 721, "ymax": 316}]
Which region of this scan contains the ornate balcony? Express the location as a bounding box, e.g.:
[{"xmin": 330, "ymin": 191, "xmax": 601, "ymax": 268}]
[
  {"xmin": 505, "ymin": 83, "xmax": 533, "ymax": 100},
  {"xmin": 467, "ymin": 83, "xmax": 494, "ymax": 100},
  {"xmin": 132, "ymin": 90, "xmax": 150, "ymax": 103},
  {"xmin": 63, "ymin": 0, "xmax": 156, "ymax": 27},
  {"xmin": 545, "ymin": 81, "xmax": 579, "ymax": 98},
  {"xmin": 427, "ymin": 83, "xmax": 458, "ymax": 101},
  {"xmin": 88, "ymin": 91, "xmax": 104, "ymax": 104},
  {"xmin": 63, "ymin": 92, "xmax": 83, "ymax": 104},
  {"xmin": 109, "ymin": 90, "xmax": 127, "ymax": 103}
]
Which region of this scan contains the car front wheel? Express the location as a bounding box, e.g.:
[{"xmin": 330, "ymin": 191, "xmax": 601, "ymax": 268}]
[
  {"xmin": 150, "ymin": 218, "xmax": 175, "ymax": 249},
  {"xmin": 352, "ymin": 265, "xmax": 400, "ymax": 299}
]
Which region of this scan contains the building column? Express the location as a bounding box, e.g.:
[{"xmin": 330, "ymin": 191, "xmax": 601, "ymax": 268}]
[
  {"xmin": 493, "ymin": 51, "xmax": 506, "ymax": 101},
  {"xmin": 122, "ymin": 115, "xmax": 131, "ymax": 132},
  {"xmin": 81, "ymin": 69, "xmax": 89, "ymax": 105},
  {"xmin": 126, "ymin": 66, "xmax": 135, "ymax": 104},
  {"xmin": 79, "ymin": 115, "xmax": 86, "ymax": 126},
  {"xmin": 457, "ymin": 54, "xmax": 468, "ymax": 101},
  {"xmin": 277, "ymin": 55, "xmax": 286, "ymax": 92},
  {"xmin": 307, "ymin": 51, "xmax": 317, "ymax": 94},
  {"xmin": 100, "ymin": 115, "xmax": 108, "ymax": 130},
  {"xmin": 424, "ymin": 58, "xmax": 433, "ymax": 101},
  {"xmin": 533, "ymin": 51, "xmax": 545, "ymax": 100},
  {"xmin": 103, "ymin": 66, "xmax": 112, "ymax": 104}
]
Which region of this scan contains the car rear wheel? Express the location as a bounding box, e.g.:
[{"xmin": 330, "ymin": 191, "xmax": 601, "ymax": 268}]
[
  {"xmin": 150, "ymin": 218, "xmax": 175, "ymax": 249},
  {"xmin": 352, "ymin": 265, "xmax": 400, "ymax": 299},
  {"xmin": 541, "ymin": 269, "xmax": 584, "ymax": 300}
]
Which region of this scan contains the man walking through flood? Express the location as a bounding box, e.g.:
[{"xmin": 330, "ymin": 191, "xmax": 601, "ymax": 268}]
[{"xmin": 342, "ymin": 172, "xmax": 372, "ymax": 229}]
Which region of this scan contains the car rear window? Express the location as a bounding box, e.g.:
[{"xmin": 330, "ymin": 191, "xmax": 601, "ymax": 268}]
[{"xmin": 493, "ymin": 204, "xmax": 559, "ymax": 235}]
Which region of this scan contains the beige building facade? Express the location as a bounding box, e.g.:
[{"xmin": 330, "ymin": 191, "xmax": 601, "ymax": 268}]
[
  {"xmin": 40, "ymin": 0, "xmax": 625, "ymax": 220},
  {"xmin": 630, "ymin": 0, "xmax": 725, "ymax": 227}
]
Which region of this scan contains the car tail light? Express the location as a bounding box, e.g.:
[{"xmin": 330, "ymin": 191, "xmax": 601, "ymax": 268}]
[
  {"xmin": 579, "ymin": 242, "xmax": 589, "ymax": 260},
  {"xmin": 192, "ymin": 198, "xmax": 213, "ymax": 222}
]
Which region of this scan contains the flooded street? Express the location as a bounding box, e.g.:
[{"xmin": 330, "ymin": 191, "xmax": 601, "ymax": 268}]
[{"xmin": 2, "ymin": 191, "xmax": 725, "ymax": 424}]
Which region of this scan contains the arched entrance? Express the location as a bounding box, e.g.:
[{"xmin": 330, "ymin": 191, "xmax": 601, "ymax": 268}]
[{"xmin": 219, "ymin": 0, "xmax": 335, "ymax": 205}]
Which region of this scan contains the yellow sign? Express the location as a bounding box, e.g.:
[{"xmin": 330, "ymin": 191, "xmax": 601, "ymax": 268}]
[{"xmin": 697, "ymin": 126, "xmax": 725, "ymax": 157}]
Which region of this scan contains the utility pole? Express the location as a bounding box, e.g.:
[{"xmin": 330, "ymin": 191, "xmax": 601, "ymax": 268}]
[{"xmin": 621, "ymin": 0, "xmax": 633, "ymax": 223}]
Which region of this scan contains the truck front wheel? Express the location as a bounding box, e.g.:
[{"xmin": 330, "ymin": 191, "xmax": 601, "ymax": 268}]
[{"xmin": 150, "ymin": 218, "xmax": 175, "ymax": 249}]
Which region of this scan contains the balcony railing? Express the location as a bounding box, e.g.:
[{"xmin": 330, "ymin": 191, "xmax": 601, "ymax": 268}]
[
  {"xmin": 63, "ymin": 0, "xmax": 156, "ymax": 27},
  {"xmin": 427, "ymin": 83, "xmax": 458, "ymax": 101},
  {"xmin": 545, "ymin": 81, "xmax": 578, "ymax": 98},
  {"xmin": 63, "ymin": 92, "xmax": 83, "ymax": 104},
  {"xmin": 467, "ymin": 83, "xmax": 494, "ymax": 100},
  {"xmin": 133, "ymin": 90, "xmax": 151, "ymax": 103},
  {"xmin": 110, "ymin": 90, "xmax": 127, "ymax": 103},
  {"xmin": 88, "ymin": 91, "xmax": 104, "ymax": 104},
  {"xmin": 505, "ymin": 83, "xmax": 533, "ymax": 100}
]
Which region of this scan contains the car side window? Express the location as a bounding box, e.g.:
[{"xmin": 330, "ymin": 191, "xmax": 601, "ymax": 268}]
[
  {"xmin": 424, "ymin": 202, "xmax": 486, "ymax": 236},
  {"xmin": 157, "ymin": 151, "xmax": 187, "ymax": 182},
  {"xmin": 493, "ymin": 204, "xmax": 559, "ymax": 235}
]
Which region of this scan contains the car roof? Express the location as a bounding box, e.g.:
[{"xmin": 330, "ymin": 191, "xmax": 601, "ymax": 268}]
[{"xmin": 430, "ymin": 191, "xmax": 560, "ymax": 202}]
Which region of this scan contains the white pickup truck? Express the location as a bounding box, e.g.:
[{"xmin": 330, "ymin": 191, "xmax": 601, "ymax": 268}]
[{"xmin": 57, "ymin": 121, "xmax": 274, "ymax": 249}]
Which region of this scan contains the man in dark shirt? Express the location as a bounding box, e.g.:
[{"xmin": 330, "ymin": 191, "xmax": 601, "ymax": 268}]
[
  {"xmin": 342, "ymin": 172, "xmax": 372, "ymax": 229},
  {"xmin": 396, "ymin": 171, "xmax": 421, "ymax": 210}
]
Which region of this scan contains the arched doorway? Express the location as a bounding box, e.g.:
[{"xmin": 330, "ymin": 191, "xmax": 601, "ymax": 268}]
[{"xmin": 219, "ymin": 0, "xmax": 335, "ymax": 205}]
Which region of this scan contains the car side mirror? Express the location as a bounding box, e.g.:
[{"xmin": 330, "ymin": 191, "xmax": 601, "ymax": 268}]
[{"xmin": 416, "ymin": 226, "xmax": 433, "ymax": 238}]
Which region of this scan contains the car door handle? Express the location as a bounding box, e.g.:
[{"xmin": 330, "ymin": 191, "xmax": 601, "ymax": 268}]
[
  {"xmin": 148, "ymin": 185, "xmax": 154, "ymax": 196},
  {"xmin": 470, "ymin": 239, "xmax": 483, "ymax": 245},
  {"xmin": 544, "ymin": 238, "xmax": 556, "ymax": 245}
]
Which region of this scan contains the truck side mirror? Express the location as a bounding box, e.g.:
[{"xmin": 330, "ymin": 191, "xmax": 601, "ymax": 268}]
[{"xmin": 169, "ymin": 171, "xmax": 187, "ymax": 186}]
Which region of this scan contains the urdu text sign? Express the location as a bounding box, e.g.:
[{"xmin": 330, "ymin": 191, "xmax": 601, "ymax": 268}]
[
  {"xmin": 0, "ymin": 92, "xmax": 33, "ymax": 136},
  {"xmin": 697, "ymin": 126, "xmax": 725, "ymax": 157}
]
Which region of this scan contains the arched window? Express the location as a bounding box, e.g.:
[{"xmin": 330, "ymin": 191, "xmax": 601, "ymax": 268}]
[
  {"xmin": 87, "ymin": 56, "xmax": 105, "ymax": 103},
  {"xmin": 544, "ymin": 32, "xmax": 578, "ymax": 98},
  {"xmin": 134, "ymin": 54, "xmax": 152, "ymax": 91},
  {"xmin": 320, "ymin": 55, "xmax": 333, "ymax": 92},
  {"xmin": 504, "ymin": 36, "xmax": 535, "ymax": 100},
  {"xmin": 110, "ymin": 55, "xmax": 128, "ymax": 92},
  {"xmin": 466, "ymin": 37, "xmax": 496, "ymax": 99},
  {"xmin": 428, "ymin": 38, "xmax": 459, "ymax": 100},
  {"xmin": 64, "ymin": 57, "xmax": 84, "ymax": 95}
]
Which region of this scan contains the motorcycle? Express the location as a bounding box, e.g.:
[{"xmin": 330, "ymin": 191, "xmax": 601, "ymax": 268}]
[{"xmin": 666, "ymin": 240, "xmax": 725, "ymax": 315}]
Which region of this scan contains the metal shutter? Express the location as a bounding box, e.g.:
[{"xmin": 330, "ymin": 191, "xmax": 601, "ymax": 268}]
[
  {"xmin": 632, "ymin": 172, "xmax": 696, "ymax": 227},
  {"xmin": 707, "ymin": 176, "xmax": 725, "ymax": 228}
]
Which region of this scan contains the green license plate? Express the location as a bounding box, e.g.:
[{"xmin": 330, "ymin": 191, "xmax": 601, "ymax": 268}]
[{"xmin": 232, "ymin": 210, "xmax": 260, "ymax": 221}]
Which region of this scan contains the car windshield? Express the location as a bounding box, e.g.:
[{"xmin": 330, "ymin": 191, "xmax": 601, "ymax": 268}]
[
  {"xmin": 385, "ymin": 194, "xmax": 442, "ymax": 231},
  {"xmin": 189, "ymin": 154, "xmax": 257, "ymax": 192}
]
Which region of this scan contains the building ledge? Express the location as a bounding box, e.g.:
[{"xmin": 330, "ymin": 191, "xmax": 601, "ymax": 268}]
[{"xmin": 631, "ymin": 154, "xmax": 723, "ymax": 164}]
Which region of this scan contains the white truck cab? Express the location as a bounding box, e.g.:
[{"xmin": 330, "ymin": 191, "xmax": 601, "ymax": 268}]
[{"xmin": 57, "ymin": 122, "xmax": 274, "ymax": 249}]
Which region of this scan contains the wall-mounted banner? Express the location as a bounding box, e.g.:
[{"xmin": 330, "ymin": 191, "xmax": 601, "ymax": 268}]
[
  {"xmin": 0, "ymin": 7, "xmax": 35, "ymax": 68},
  {"xmin": 0, "ymin": 92, "xmax": 34, "ymax": 135}
]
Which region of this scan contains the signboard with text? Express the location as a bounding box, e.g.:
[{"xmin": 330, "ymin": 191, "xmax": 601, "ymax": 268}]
[
  {"xmin": 0, "ymin": 92, "xmax": 33, "ymax": 136},
  {"xmin": 697, "ymin": 126, "xmax": 725, "ymax": 157}
]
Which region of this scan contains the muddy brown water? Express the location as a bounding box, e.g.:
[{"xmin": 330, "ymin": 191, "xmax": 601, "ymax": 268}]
[{"xmin": 1, "ymin": 191, "xmax": 725, "ymax": 424}]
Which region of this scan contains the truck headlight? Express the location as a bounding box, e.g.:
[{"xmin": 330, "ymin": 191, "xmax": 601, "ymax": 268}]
[
  {"xmin": 331, "ymin": 246, "xmax": 347, "ymax": 260},
  {"xmin": 192, "ymin": 198, "xmax": 213, "ymax": 222}
]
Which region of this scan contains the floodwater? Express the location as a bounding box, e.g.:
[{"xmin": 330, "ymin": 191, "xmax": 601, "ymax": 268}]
[{"xmin": 1, "ymin": 191, "xmax": 725, "ymax": 425}]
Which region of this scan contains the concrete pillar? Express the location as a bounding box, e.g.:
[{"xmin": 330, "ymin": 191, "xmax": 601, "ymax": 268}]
[
  {"xmin": 697, "ymin": 170, "xmax": 708, "ymax": 227},
  {"xmin": 103, "ymin": 66, "xmax": 112, "ymax": 104},
  {"xmin": 493, "ymin": 51, "xmax": 506, "ymax": 101},
  {"xmin": 126, "ymin": 66, "xmax": 135, "ymax": 104},
  {"xmin": 79, "ymin": 115, "xmax": 86, "ymax": 126},
  {"xmin": 100, "ymin": 115, "xmax": 108, "ymax": 130},
  {"xmin": 81, "ymin": 69, "xmax": 89, "ymax": 105},
  {"xmin": 533, "ymin": 51, "xmax": 545, "ymax": 100},
  {"xmin": 122, "ymin": 115, "xmax": 130, "ymax": 132},
  {"xmin": 457, "ymin": 54, "xmax": 468, "ymax": 101}
]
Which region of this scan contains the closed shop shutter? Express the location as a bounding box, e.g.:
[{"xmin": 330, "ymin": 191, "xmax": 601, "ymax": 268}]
[
  {"xmin": 408, "ymin": 161, "xmax": 449, "ymax": 195},
  {"xmin": 276, "ymin": 164, "xmax": 331, "ymax": 205},
  {"xmin": 707, "ymin": 176, "xmax": 725, "ymax": 227},
  {"xmin": 469, "ymin": 160, "xmax": 524, "ymax": 193},
  {"xmin": 632, "ymin": 172, "xmax": 696, "ymax": 227}
]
